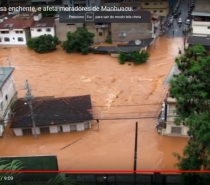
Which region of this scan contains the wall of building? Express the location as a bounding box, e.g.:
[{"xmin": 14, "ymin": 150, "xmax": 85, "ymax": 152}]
[
  {"xmin": 55, "ymin": 19, "xmax": 83, "ymax": 42},
  {"xmin": 30, "ymin": 27, "xmax": 55, "ymax": 38},
  {"xmin": 192, "ymin": 22, "xmax": 210, "ymax": 36},
  {"xmin": 0, "ymin": 29, "xmax": 27, "ymax": 45},
  {"xmin": 86, "ymin": 23, "xmax": 110, "ymax": 43},
  {"xmin": 13, "ymin": 128, "xmax": 23, "ymax": 136},
  {"xmin": 162, "ymin": 102, "xmax": 189, "ymax": 137},
  {"xmin": 140, "ymin": 1, "xmax": 169, "ymax": 17},
  {"xmin": 111, "ymin": 23, "xmax": 152, "ymax": 42}
]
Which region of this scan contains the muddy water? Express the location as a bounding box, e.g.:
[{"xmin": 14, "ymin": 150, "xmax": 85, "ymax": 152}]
[{"xmin": 0, "ymin": 37, "xmax": 188, "ymax": 170}]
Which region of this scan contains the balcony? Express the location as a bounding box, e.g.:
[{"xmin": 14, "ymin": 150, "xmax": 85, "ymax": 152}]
[{"xmin": 95, "ymin": 24, "xmax": 109, "ymax": 29}]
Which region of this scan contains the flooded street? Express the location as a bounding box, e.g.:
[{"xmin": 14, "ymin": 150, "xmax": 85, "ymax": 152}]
[{"xmin": 0, "ymin": 37, "xmax": 188, "ymax": 170}]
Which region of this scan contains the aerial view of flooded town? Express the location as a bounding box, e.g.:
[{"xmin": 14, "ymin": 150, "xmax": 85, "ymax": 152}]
[{"xmin": 0, "ymin": 0, "xmax": 210, "ymax": 184}]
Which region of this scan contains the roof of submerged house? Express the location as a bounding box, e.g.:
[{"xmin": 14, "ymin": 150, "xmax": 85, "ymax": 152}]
[
  {"xmin": 0, "ymin": 67, "xmax": 15, "ymax": 90},
  {"xmin": 10, "ymin": 95, "xmax": 93, "ymax": 128}
]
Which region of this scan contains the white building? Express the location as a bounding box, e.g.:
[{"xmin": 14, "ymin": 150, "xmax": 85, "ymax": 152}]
[
  {"xmin": 158, "ymin": 97, "xmax": 189, "ymax": 137},
  {"xmin": 30, "ymin": 14, "xmax": 56, "ymax": 38},
  {"xmin": 0, "ymin": 67, "xmax": 18, "ymax": 137},
  {"xmin": 0, "ymin": 14, "xmax": 34, "ymax": 46},
  {"xmin": 187, "ymin": 0, "xmax": 210, "ymax": 48},
  {"xmin": 10, "ymin": 95, "xmax": 93, "ymax": 136}
]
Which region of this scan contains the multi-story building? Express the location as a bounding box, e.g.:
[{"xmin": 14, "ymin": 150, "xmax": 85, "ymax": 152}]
[
  {"xmin": 140, "ymin": 0, "xmax": 169, "ymax": 17},
  {"xmin": 187, "ymin": 0, "xmax": 210, "ymax": 48},
  {"xmin": 0, "ymin": 67, "xmax": 18, "ymax": 137},
  {"xmin": 0, "ymin": 13, "xmax": 34, "ymax": 46}
]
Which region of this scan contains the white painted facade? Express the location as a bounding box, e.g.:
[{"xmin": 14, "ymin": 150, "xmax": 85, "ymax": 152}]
[
  {"xmin": 0, "ymin": 27, "xmax": 28, "ymax": 45},
  {"xmin": 13, "ymin": 121, "xmax": 92, "ymax": 136},
  {"xmin": 30, "ymin": 26, "xmax": 55, "ymax": 38},
  {"xmin": 30, "ymin": 13, "xmax": 55, "ymax": 38},
  {"xmin": 161, "ymin": 97, "xmax": 189, "ymax": 137},
  {"xmin": 0, "ymin": 68, "xmax": 17, "ymax": 136}
]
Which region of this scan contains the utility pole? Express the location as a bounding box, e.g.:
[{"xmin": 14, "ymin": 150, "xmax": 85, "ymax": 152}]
[
  {"xmin": 24, "ymin": 80, "xmax": 37, "ymax": 139},
  {"xmin": 133, "ymin": 122, "xmax": 138, "ymax": 185}
]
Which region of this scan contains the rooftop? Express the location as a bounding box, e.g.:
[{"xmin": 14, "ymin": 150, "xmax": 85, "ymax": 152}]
[
  {"xmin": 163, "ymin": 63, "xmax": 180, "ymax": 85},
  {"xmin": 0, "ymin": 67, "xmax": 15, "ymax": 90},
  {"xmin": 0, "ymin": 14, "xmax": 34, "ymax": 29},
  {"xmin": 10, "ymin": 95, "xmax": 93, "ymax": 128},
  {"xmin": 31, "ymin": 17, "xmax": 56, "ymax": 28},
  {"xmin": 194, "ymin": 0, "xmax": 210, "ymax": 13},
  {"xmin": 187, "ymin": 36, "xmax": 210, "ymax": 47}
]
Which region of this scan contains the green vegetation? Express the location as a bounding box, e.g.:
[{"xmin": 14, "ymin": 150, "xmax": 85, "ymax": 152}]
[
  {"xmin": 27, "ymin": 35, "xmax": 60, "ymax": 54},
  {"xmin": 118, "ymin": 51, "xmax": 150, "ymax": 65},
  {"xmin": 38, "ymin": 7, "xmax": 56, "ymax": 17},
  {"xmin": 62, "ymin": 27, "xmax": 94, "ymax": 55},
  {"xmin": 170, "ymin": 45, "xmax": 210, "ymax": 185},
  {"xmin": 105, "ymin": 38, "xmax": 112, "ymax": 44},
  {"xmin": 0, "ymin": 160, "xmax": 80, "ymax": 185}
]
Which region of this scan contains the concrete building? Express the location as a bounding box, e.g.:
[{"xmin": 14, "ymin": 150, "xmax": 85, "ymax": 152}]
[
  {"xmin": 0, "ymin": 67, "xmax": 18, "ymax": 137},
  {"xmin": 156, "ymin": 63, "xmax": 189, "ymax": 137},
  {"xmin": 140, "ymin": 0, "xmax": 169, "ymax": 17},
  {"xmin": 187, "ymin": 0, "xmax": 210, "ymax": 48},
  {"xmin": 30, "ymin": 14, "xmax": 56, "ymax": 38},
  {"xmin": 10, "ymin": 95, "xmax": 93, "ymax": 136},
  {"xmin": 0, "ymin": 13, "xmax": 34, "ymax": 46},
  {"xmin": 120, "ymin": 0, "xmax": 141, "ymax": 10}
]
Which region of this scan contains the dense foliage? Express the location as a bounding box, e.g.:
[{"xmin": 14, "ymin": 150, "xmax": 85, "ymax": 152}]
[
  {"xmin": 118, "ymin": 51, "xmax": 150, "ymax": 65},
  {"xmin": 170, "ymin": 45, "xmax": 210, "ymax": 185},
  {"xmin": 38, "ymin": 7, "xmax": 56, "ymax": 17},
  {"xmin": 0, "ymin": 160, "xmax": 80, "ymax": 185},
  {"xmin": 62, "ymin": 27, "xmax": 94, "ymax": 55},
  {"xmin": 105, "ymin": 38, "xmax": 112, "ymax": 44},
  {"xmin": 27, "ymin": 35, "xmax": 60, "ymax": 54}
]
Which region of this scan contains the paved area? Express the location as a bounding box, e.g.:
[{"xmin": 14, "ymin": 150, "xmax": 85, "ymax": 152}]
[{"xmin": 165, "ymin": 2, "xmax": 189, "ymax": 38}]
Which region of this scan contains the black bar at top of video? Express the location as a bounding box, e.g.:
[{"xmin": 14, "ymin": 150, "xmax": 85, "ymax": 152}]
[{"xmin": 59, "ymin": 11, "xmax": 151, "ymax": 23}]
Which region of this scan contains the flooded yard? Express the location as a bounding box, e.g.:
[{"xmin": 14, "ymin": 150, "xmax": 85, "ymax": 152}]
[{"xmin": 0, "ymin": 37, "xmax": 188, "ymax": 170}]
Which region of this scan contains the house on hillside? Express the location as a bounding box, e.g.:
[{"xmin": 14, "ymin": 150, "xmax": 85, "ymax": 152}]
[
  {"xmin": 0, "ymin": 13, "xmax": 34, "ymax": 46},
  {"xmin": 0, "ymin": 67, "xmax": 18, "ymax": 137},
  {"xmin": 10, "ymin": 95, "xmax": 93, "ymax": 136},
  {"xmin": 156, "ymin": 63, "xmax": 189, "ymax": 137},
  {"xmin": 30, "ymin": 14, "xmax": 56, "ymax": 38}
]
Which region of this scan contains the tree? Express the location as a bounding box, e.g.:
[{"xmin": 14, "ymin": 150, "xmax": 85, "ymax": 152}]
[
  {"xmin": 118, "ymin": 51, "xmax": 150, "ymax": 65},
  {"xmin": 170, "ymin": 45, "xmax": 210, "ymax": 185},
  {"xmin": 0, "ymin": 160, "xmax": 81, "ymax": 185},
  {"xmin": 27, "ymin": 35, "xmax": 60, "ymax": 54},
  {"xmin": 62, "ymin": 27, "xmax": 94, "ymax": 55},
  {"xmin": 38, "ymin": 7, "xmax": 56, "ymax": 17}
]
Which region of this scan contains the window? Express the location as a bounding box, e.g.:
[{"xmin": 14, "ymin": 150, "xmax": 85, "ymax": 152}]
[
  {"xmin": 46, "ymin": 28, "xmax": 51, "ymax": 32},
  {"xmin": 22, "ymin": 128, "xmax": 32, "ymax": 135},
  {"xmin": 153, "ymin": 3, "xmax": 157, "ymax": 5},
  {"xmin": 40, "ymin": 127, "xmax": 50, "ymax": 134},
  {"xmin": 159, "ymin": 10, "xmax": 163, "ymax": 12},
  {"xmin": 0, "ymin": 102, "xmax": 3, "ymax": 110},
  {"xmin": 15, "ymin": 31, "xmax": 23, "ymax": 34},
  {"xmin": 144, "ymin": 3, "xmax": 149, "ymax": 5},
  {"xmin": 1, "ymin": 31, "xmax": 9, "ymax": 34},
  {"xmin": 208, "ymin": 26, "xmax": 210, "ymax": 29},
  {"xmin": 99, "ymin": 32, "xmax": 103, "ymax": 36},
  {"xmin": 5, "ymin": 95, "xmax": 8, "ymax": 100},
  {"xmin": 18, "ymin": 37, "xmax": 24, "ymax": 42},
  {"xmin": 4, "ymin": 37, "xmax": 10, "ymax": 42},
  {"xmin": 171, "ymin": 127, "xmax": 182, "ymax": 134},
  {"xmin": 109, "ymin": 31, "xmax": 111, "ymax": 36},
  {"xmin": 37, "ymin": 29, "xmax": 42, "ymax": 32},
  {"xmin": 160, "ymin": 2, "xmax": 163, "ymax": 5},
  {"xmin": 119, "ymin": 32, "xmax": 127, "ymax": 37},
  {"xmin": 153, "ymin": 10, "xmax": 157, "ymax": 13}
]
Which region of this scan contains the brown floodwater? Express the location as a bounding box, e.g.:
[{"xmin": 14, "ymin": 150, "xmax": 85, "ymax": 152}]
[{"xmin": 0, "ymin": 37, "xmax": 188, "ymax": 170}]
